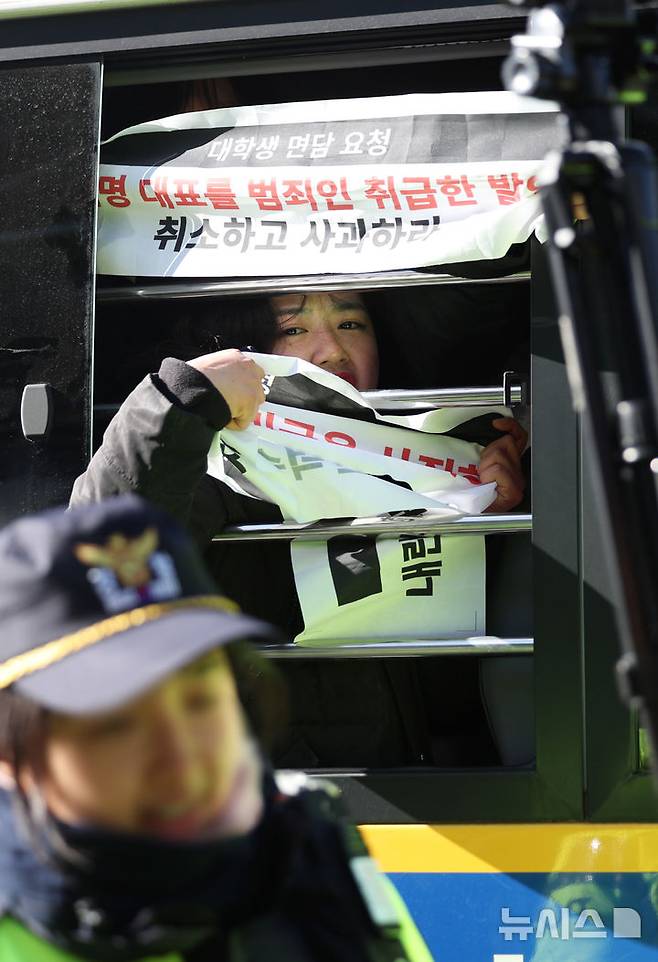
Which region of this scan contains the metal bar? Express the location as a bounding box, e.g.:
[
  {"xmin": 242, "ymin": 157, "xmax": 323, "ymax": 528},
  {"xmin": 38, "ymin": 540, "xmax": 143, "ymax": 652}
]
[
  {"xmin": 106, "ymin": 39, "xmax": 514, "ymax": 87},
  {"xmin": 93, "ymin": 384, "xmax": 524, "ymax": 417},
  {"xmin": 259, "ymin": 637, "xmax": 534, "ymax": 658},
  {"xmin": 362, "ymin": 385, "xmax": 523, "ymax": 408},
  {"xmin": 96, "ymin": 270, "xmax": 530, "ymax": 303},
  {"xmin": 213, "ymin": 513, "xmax": 532, "ymax": 543}
]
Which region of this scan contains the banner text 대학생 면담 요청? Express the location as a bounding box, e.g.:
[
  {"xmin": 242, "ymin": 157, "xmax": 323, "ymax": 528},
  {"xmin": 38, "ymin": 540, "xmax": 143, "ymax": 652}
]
[{"xmin": 97, "ymin": 91, "xmax": 561, "ymax": 278}]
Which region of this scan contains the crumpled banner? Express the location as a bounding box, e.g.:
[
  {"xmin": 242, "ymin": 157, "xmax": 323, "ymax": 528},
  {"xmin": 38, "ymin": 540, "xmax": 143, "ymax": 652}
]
[{"xmin": 208, "ymin": 353, "xmax": 508, "ymax": 645}]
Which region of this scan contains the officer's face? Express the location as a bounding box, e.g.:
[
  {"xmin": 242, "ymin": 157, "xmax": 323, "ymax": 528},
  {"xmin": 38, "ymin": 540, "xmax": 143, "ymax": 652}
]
[
  {"xmin": 269, "ymin": 292, "xmax": 379, "ymax": 391},
  {"xmin": 33, "ymin": 650, "xmax": 262, "ymax": 840}
]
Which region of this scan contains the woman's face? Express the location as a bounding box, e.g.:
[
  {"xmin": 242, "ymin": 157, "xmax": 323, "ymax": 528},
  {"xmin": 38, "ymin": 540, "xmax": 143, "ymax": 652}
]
[
  {"xmin": 269, "ymin": 292, "xmax": 379, "ymax": 391},
  {"xmin": 27, "ymin": 651, "xmax": 262, "ymax": 841}
]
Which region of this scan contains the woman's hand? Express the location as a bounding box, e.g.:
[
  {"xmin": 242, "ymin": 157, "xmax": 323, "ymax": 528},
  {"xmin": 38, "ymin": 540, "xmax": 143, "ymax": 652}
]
[
  {"xmin": 188, "ymin": 349, "xmax": 266, "ymax": 430},
  {"xmin": 480, "ymin": 417, "xmax": 528, "ymax": 512}
]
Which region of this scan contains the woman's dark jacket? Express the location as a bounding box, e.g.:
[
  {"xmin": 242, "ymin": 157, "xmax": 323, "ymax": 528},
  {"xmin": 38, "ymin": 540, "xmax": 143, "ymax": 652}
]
[{"xmin": 70, "ymin": 359, "xmax": 429, "ymax": 768}]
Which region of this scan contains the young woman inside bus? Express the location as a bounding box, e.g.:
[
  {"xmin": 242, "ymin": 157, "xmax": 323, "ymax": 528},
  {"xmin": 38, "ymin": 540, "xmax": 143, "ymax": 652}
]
[{"xmin": 79, "ymin": 287, "xmax": 530, "ymax": 768}]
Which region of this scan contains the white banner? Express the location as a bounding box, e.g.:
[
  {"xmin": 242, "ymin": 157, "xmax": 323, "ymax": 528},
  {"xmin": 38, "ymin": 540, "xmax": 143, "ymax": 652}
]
[
  {"xmin": 97, "ymin": 92, "xmax": 559, "ymax": 277},
  {"xmin": 207, "ymin": 354, "xmax": 508, "ymax": 645}
]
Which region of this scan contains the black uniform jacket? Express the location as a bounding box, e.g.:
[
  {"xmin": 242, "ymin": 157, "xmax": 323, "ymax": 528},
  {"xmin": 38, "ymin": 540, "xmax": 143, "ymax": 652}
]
[{"xmin": 71, "ymin": 359, "xmax": 429, "ymax": 768}]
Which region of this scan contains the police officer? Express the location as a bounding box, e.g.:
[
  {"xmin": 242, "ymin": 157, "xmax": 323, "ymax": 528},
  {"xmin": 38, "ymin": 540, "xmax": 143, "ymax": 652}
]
[{"xmin": 0, "ymin": 495, "xmax": 432, "ymax": 962}]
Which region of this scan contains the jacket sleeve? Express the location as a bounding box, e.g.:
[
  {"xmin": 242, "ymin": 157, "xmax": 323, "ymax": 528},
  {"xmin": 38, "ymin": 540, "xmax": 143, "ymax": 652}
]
[{"xmin": 70, "ymin": 358, "xmax": 233, "ymax": 539}]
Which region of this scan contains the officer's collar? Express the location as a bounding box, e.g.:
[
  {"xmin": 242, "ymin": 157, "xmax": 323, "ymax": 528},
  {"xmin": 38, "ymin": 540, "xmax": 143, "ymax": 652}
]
[{"xmin": 0, "ymin": 774, "xmax": 286, "ymax": 962}]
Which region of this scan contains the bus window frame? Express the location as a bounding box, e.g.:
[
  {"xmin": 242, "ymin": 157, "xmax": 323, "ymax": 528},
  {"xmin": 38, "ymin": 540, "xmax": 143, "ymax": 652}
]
[
  {"xmin": 0, "ymin": 0, "xmax": 524, "ymax": 75},
  {"xmin": 0, "ymin": 58, "xmax": 102, "ymax": 524}
]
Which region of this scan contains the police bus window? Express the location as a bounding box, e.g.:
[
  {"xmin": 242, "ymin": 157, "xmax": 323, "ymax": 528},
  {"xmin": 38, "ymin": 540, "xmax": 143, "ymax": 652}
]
[
  {"xmin": 94, "ymin": 75, "xmax": 536, "ymax": 770},
  {"xmin": 90, "ymin": 280, "xmax": 532, "ymax": 769},
  {"xmin": 207, "ymin": 286, "xmax": 532, "ymax": 767}
]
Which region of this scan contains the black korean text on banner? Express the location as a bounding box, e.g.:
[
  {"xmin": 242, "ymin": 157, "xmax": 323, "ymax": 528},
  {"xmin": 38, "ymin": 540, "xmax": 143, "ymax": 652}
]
[
  {"xmin": 206, "ymin": 353, "xmax": 505, "ymax": 645},
  {"xmin": 97, "ymin": 92, "xmax": 561, "ymax": 277}
]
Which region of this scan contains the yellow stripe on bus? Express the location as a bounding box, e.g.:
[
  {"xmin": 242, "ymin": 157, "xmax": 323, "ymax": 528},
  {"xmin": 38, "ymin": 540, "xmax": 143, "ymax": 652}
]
[{"xmin": 360, "ymin": 824, "xmax": 658, "ymax": 874}]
